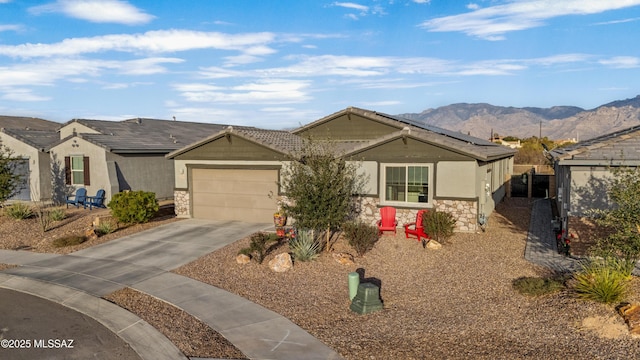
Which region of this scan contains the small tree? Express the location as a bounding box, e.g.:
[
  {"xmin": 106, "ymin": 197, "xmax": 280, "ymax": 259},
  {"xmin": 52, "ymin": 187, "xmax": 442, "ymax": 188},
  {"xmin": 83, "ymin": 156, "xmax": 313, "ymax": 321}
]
[
  {"xmin": 0, "ymin": 144, "xmax": 25, "ymax": 206},
  {"xmin": 279, "ymin": 137, "xmax": 366, "ymax": 251},
  {"xmin": 592, "ymin": 167, "xmax": 640, "ymax": 260}
]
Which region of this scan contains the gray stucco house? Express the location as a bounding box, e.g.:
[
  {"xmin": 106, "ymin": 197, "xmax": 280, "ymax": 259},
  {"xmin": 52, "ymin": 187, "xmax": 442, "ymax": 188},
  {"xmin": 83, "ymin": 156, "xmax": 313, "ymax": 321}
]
[
  {"xmin": 550, "ymin": 124, "xmax": 640, "ymax": 232},
  {"xmin": 47, "ymin": 118, "xmax": 239, "ymax": 204},
  {"xmin": 0, "ymin": 116, "xmax": 60, "ymax": 201},
  {"xmin": 167, "ymin": 107, "xmax": 516, "ymax": 231}
]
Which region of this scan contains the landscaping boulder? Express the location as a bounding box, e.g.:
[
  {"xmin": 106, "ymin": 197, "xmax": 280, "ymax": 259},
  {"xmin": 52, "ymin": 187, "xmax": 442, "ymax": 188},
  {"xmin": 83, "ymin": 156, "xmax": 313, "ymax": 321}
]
[
  {"xmin": 236, "ymin": 254, "xmax": 251, "ymax": 265},
  {"xmin": 619, "ymin": 303, "xmax": 640, "ymax": 335},
  {"xmin": 85, "ymin": 228, "xmax": 98, "ymax": 242},
  {"xmin": 269, "ymin": 253, "xmax": 293, "ymax": 272},
  {"xmin": 332, "ymin": 252, "xmax": 355, "ymax": 266},
  {"xmin": 426, "ymin": 240, "xmax": 442, "ymax": 250}
]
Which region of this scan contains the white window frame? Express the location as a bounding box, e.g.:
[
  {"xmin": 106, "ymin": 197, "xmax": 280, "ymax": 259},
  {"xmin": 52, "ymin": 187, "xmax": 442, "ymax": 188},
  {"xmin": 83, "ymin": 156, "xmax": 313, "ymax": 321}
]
[
  {"xmin": 380, "ymin": 163, "xmax": 434, "ymax": 207},
  {"xmin": 70, "ymin": 155, "xmax": 84, "ymax": 186}
]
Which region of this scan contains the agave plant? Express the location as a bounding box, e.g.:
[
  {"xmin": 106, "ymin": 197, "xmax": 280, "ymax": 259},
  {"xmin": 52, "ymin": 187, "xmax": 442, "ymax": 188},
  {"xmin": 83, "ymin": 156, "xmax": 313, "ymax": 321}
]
[{"xmin": 289, "ymin": 228, "xmax": 321, "ymax": 262}]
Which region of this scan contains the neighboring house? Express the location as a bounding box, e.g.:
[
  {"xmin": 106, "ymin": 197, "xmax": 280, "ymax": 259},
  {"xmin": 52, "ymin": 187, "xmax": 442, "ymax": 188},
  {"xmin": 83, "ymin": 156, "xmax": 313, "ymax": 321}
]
[
  {"xmin": 550, "ymin": 124, "xmax": 640, "ymax": 232},
  {"xmin": 47, "ymin": 118, "xmax": 233, "ymax": 204},
  {"xmin": 167, "ymin": 107, "xmax": 516, "ymax": 231},
  {"xmin": 0, "ymin": 116, "xmax": 61, "ymax": 201}
]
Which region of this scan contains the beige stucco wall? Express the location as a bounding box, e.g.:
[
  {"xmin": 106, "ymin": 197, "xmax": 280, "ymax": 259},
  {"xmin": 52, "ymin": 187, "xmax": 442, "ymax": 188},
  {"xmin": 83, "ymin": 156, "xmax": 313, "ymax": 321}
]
[
  {"xmin": 49, "ymin": 137, "xmax": 110, "ymax": 201},
  {"xmin": 0, "ymin": 132, "xmax": 50, "ymax": 201},
  {"xmin": 436, "ymin": 161, "xmax": 476, "ymax": 198},
  {"xmin": 567, "ymin": 166, "xmax": 613, "ymax": 216}
]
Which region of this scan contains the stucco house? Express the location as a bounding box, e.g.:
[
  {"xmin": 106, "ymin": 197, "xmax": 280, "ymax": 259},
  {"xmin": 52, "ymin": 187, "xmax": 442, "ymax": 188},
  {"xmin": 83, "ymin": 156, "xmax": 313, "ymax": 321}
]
[
  {"xmin": 0, "ymin": 116, "xmax": 60, "ymax": 201},
  {"xmin": 550, "ymin": 124, "xmax": 640, "ymax": 233},
  {"xmin": 47, "ymin": 118, "xmax": 233, "ymax": 204},
  {"xmin": 167, "ymin": 107, "xmax": 516, "ymax": 231}
]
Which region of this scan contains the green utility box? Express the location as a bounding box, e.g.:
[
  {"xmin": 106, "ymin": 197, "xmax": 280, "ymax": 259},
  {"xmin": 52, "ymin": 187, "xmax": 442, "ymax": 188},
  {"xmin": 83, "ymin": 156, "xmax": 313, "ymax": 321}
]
[{"xmin": 350, "ymin": 282, "xmax": 383, "ymax": 314}]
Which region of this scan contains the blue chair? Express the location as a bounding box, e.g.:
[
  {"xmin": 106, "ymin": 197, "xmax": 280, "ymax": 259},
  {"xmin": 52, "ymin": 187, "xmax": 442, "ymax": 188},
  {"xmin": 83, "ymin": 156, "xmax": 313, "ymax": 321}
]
[
  {"xmin": 86, "ymin": 189, "xmax": 106, "ymax": 210},
  {"xmin": 66, "ymin": 188, "xmax": 87, "ymax": 208}
]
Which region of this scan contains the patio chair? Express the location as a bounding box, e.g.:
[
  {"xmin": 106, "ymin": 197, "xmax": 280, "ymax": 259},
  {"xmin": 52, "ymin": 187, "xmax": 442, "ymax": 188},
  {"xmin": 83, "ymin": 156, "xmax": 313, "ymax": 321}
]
[
  {"xmin": 377, "ymin": 206, "xmax": 398, "ymax": 235},
  {"xmin": 66, "ymin": 188, "xmax": 88, "ymax": 208},
  {"xmin": 404, "ymin": 209, "xmax": 430, "ymax": 242},
  {"xmin": 86, "ymin": 189, "xmax": 106, "ymax": 210}
]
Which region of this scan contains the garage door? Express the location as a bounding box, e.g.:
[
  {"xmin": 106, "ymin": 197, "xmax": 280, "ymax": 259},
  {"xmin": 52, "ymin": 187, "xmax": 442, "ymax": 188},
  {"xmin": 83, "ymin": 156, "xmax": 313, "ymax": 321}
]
[
  {"xmin": 9, "ymin": 159, "xmax": 30, "ymax": 201},
  {"xmin": 191, "ymin": 168, "xmax": 279, "ymax": 223}
]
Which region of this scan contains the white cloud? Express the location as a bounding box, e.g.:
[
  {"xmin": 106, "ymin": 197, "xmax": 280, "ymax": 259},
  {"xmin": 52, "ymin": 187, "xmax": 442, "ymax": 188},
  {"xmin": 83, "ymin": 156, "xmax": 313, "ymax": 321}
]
[
  {"xmin": 466, "ymin": 3, "xmax": 479, "ymax": 10},
  {"xmin": 0, "ymin": 57, "xmax": 182, "ymax": 88},
  {"xmin": 413, "ymin": 0, "xmax": 430, "ymax": 4},
  {"xmin": 1, "ymin": 88, "xmax": 51, "ymax": 102},
  {"xmin": 0, "ymin": 30, "xmax": 276, "ymax": 58},
  {"xmin": 599, "ymin": 56, "xmax": 640, "ymax": 68},
  {"xmin": 0, "ymin": 24, "xmax": 23, "ymax": 32},
  {"xmin": 174, "ymin": 79, "xmax": 312, "ymax": 104},
  {"xmin": 419, "ymin": 0, "xmax": 640, "ymax": 40},
  {"xmin": 333, "ymin": 2, "xmax": 369, "ymax": 12},
  {"xmin": 29, "ymin": 0, "xmax": 154, "ymax": 25}
]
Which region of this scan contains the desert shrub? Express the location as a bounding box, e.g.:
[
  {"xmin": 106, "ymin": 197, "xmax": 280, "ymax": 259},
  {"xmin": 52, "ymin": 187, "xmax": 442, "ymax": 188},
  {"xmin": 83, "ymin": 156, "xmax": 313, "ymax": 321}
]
[
  {"xmin": 239, "ymin": 232, "xmax": 280, "ymax": 264},
  {"xmin": 5, "ymin": 202, "xmax": 33, "ymax": 220},
  {"xmin": 33, "ymin": 206, "xmax": 53, "ymax": 233},
  {"xmin": 512, "ymin": 276, "xmax": 565, "ymax": 296},
  {"xmin": 108, "ymin": 191, "xmax": 158, "ymax": 224},
  {"xmin": 53, "ymin": 235, "xmax": 87, "ymax": 248},
  {"xmin": 423, "ymin": 210, "xmax": 456, "ymax": 242},
  {"xmin": 289, "ymin": 229, "xmax": 321, "ymax": 262},
  {"xmin": 342, "ymin": 221, "xmax": 379, "ymax": 256},
  {"xmin": 96, "ymin": 221, "xmax": 116, "ymax": 236},
  {"xmin": 572, "ymin": 258, "xmax": 632, "ymax": 304},
  {"xmin": 49, "ymin": 208, "xmax": 66, "ymax": 222}
]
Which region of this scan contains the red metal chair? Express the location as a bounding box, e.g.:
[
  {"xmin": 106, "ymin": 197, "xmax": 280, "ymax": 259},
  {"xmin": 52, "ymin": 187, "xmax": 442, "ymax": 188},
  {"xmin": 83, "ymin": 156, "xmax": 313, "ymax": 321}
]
[
  {"xmin": 404, "ymin": 209, "xmax": 430, "ymax": 242},
  {"xmin": 376, "ymin": 206, "xmax": 398, "ymax": 235}
]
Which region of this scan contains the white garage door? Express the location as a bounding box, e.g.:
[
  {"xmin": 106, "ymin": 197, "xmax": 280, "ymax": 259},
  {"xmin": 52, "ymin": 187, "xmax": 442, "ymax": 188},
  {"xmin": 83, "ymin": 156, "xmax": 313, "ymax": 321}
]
[{"xmin": 191, "ymin": 168, "xmax": 279, "ymax": 223}]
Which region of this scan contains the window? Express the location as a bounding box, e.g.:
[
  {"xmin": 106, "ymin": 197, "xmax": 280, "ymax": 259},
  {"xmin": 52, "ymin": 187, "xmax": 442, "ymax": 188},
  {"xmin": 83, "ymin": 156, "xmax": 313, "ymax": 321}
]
[
  {"xmin": 382, "ymin": 164, "xmax": 432, "ymax": 206},
  {"xmin": 71, "ymin": 156, "xmax": 84, "ymax": 185},
  {"xmin": 65, "ymin": 156, "xmax": 90, "ymax": 186}
]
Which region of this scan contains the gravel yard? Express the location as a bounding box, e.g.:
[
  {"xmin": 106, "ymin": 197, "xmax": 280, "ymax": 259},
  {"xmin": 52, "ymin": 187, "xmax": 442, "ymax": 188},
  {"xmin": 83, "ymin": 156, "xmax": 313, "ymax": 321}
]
[{"xmin": 2, "ymin": 198, "xmax": 640, "ymax": 359}]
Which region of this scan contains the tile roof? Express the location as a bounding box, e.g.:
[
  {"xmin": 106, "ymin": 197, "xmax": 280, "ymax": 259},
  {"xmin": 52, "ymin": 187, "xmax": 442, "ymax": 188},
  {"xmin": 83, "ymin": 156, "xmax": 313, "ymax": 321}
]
[
  {"xmin": 0, "ymin": 128, "xmax": 60, "ymax": 151},
  {"xmin": 0, "ymin": 116, "xmax": 60, "ymax": 131},
  {"xmin": 550, "ymin": 124, "xmax": 640, "ymax": 162},
  {"xmin": 59, "ymin": 118, "xmax": 240, "ymax": 153}
]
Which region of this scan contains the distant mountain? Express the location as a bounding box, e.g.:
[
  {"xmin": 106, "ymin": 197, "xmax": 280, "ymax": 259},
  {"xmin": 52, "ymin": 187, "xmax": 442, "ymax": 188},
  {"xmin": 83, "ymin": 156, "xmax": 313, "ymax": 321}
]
[{"xmin": 398, "ymin": 95, "xmax": 640, "ymax": 141}]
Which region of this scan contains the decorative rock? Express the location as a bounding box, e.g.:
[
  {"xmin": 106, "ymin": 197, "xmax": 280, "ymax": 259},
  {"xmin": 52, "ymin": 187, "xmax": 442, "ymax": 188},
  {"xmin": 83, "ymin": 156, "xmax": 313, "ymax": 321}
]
[
  {"xmin": 269, "ymin": 253, "xmax": 293, "ymax": 272},
  {"xmin": 619, "ymin": 303, "xmax": 640, "ymax": 335},
  {"xmin": 426, "ymin": 240, "xmax": 442, "ymax": 250},
  {"xmin": 85, "ymin": 228, "xmax": 98, "ymax": 242},
  {"xmin": 236, "ymin": 254, "xmax": 251, "ymax": 265},
  {"xmin": 332, "ymin": 252, "xmax": 355, "ymax": 266}
]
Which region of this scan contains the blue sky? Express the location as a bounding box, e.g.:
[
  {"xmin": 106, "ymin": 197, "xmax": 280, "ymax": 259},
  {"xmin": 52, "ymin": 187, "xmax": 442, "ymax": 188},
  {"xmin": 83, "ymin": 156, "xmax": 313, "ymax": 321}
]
[{"xmin": 1, "ymin": 0, "xmax": 640, "ymax": 128}]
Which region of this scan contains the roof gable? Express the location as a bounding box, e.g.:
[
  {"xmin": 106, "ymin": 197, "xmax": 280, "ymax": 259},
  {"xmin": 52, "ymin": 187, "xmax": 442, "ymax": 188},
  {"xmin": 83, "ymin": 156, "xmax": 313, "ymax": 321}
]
[
  {"xmin": 294, "ymin": 107, "xmax": 514, "ymax": 161},
  {"xmin": 167, "ymin": 126, "xmax": 303, "ymax": 159}
]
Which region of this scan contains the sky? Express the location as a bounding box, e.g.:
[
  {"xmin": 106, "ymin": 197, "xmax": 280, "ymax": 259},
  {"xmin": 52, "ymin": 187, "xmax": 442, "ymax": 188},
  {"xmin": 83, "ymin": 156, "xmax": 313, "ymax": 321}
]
[{"xmin": 1, "ymin": 0, "xmax": 640, "ymax": 129}]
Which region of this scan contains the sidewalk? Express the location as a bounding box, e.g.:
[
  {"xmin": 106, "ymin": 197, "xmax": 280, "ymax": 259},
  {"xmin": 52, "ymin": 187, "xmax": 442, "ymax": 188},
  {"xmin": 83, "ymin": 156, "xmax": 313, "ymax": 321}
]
[
  {"xmin": 0, "ymin": 219, "xmax": 343, "ymax": 360},
  {"xmin": 524, "ymin": 198, "xmax": 579, "ymax": 273}
]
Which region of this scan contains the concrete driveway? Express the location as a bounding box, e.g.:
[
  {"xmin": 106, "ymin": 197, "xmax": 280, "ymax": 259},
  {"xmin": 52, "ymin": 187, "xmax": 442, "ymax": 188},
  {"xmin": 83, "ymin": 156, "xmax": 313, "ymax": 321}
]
[
  {"xmin": 1, "ymin": 219, "xmax": 344, "ymax": 360},
  {"xmin": 1, "ymin": 219, "xmax": 270, "ymax": 297}
]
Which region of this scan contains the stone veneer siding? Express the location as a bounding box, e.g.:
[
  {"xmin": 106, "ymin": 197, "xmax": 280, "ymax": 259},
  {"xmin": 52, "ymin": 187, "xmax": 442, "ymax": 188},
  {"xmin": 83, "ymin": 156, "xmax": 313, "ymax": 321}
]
[
  {"xmin": 174, "ymin": 190, "xmax": 190, "ymax": 217},
  {"xmin": 358, "ymin": 197, "xmax": 479, "ymax": 232}
]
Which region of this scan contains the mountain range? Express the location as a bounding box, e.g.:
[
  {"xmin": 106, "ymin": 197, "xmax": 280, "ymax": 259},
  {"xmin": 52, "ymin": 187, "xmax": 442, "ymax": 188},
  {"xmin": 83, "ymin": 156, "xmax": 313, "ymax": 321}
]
[{"xmin": 399, "ymin": 95, "xmax": 640, "ymax": 141}]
